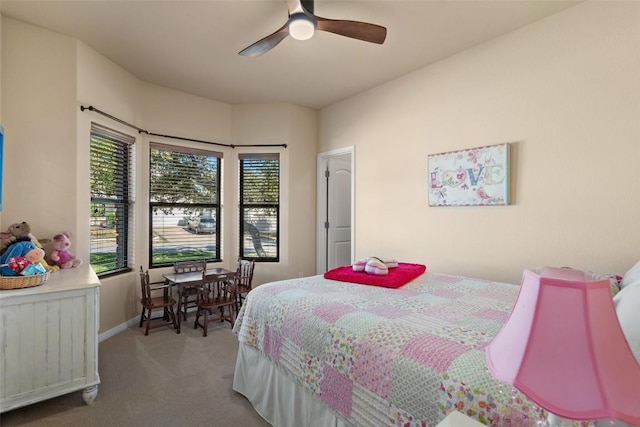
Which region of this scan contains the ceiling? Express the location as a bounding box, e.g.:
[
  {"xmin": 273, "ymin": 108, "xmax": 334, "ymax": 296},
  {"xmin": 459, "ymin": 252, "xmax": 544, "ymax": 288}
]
[{"xmin": 1, "ymin": 0, "xmax": 580, "ymax": 110}]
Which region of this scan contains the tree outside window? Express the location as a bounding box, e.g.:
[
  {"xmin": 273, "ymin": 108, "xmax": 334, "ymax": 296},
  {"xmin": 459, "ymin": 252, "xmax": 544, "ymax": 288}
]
[
  {"xmin": 149, "ymin": 143, "xmax": 221, "ymax": 267},
  {"xmin": 89, "ymin": 124, "xmax": 133, "ymax": 276},
  {"xmin": 239, "ymin": 153, "xmax": 280, "ymax": 261}
]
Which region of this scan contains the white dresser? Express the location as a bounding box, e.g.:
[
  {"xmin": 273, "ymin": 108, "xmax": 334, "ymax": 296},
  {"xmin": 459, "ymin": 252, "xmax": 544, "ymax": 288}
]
[{"xmin": 0, "ymin": 265, "xmax": 101, "ymax": 413}]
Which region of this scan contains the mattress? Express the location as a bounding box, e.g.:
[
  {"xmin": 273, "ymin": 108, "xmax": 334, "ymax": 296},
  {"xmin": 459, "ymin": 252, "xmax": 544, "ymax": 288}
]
[{"xmin": 232, "ymin": 272, "xmax": 549, "ymax": 426}]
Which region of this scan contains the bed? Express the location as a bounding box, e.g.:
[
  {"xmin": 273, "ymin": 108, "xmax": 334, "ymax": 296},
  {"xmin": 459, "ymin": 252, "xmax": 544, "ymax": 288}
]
[{"xmin": 232, "ymin": 268, "xmax": 548, "ymax": 427}]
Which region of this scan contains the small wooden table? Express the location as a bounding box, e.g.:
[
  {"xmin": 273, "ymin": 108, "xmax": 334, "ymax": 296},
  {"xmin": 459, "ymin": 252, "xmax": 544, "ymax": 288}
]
[{"xmin": 163, "ymin": 267, "xmax": 233, "ymax": 333}]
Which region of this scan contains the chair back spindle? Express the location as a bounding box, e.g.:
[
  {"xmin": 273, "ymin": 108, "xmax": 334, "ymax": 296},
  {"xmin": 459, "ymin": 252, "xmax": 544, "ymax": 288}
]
[
  {"xmin": 173, "ymin": 260, "xmax": 207, "ymax": 321},
  {"xmin": 235, "ymin": 259, "xmax": 255, "ymax": 312},
  {"xmin": 174, "ymin": 260, "xmax": 207, "ymax": 274},
  {"xmin": 194, "ymin": 270, "xmax": 237, "ymax": 336}
]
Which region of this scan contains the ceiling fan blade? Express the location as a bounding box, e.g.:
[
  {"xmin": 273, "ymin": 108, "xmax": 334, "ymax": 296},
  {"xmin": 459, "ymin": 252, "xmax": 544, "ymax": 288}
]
[
  {"xmin": 238, "ymin": 24, "xmax": 289, "ymax": 57},
  {"xmin": 239, "ymin": 0, "xmax": 385, "ymax": 56},
  {"xmin": 316, "ymin": 17, "xmax": 386, "ymax": 44}
]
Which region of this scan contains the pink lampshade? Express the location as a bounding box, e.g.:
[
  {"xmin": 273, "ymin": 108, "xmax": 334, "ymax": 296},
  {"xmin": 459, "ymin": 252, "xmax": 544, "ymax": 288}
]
[{"xmin": 486, "ymin": 267, "xmax": 640, "ymax": 425}]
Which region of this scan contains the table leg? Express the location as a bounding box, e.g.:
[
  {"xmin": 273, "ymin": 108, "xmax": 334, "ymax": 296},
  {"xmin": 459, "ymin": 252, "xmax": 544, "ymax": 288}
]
[
  {"xmin": 175, "ymin": 284, "xmax": 182, "ymax": 333},
  {"xmin": 163, "ymin": 283, "xmax": 170, "ymax": 321}
]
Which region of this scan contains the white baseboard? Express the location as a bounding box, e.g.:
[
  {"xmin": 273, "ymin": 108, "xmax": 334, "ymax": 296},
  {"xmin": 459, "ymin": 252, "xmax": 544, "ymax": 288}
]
[
  {"xmin": 98, "ymin": 316, "xmax": 139, "ymax": 342},
  {"xmin": 98, "ymin": 308, "xmax": 198, "ymax": 342}
]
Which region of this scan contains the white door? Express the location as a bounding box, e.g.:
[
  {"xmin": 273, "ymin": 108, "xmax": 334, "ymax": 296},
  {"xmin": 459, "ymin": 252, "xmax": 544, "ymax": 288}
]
[
  {"xmin": 317, "ymin": 149, "xmax": 353, "ymax": 274},
  {"xmin": 327, "ymin": 155, "xmax": 352, "ymax": 270}
]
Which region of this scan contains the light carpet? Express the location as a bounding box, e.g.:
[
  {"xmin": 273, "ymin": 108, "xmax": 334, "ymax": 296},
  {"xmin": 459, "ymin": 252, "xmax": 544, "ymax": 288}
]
[{"xmin": 0, "ymin": 321, "xmax": 271, "ymax": 427}]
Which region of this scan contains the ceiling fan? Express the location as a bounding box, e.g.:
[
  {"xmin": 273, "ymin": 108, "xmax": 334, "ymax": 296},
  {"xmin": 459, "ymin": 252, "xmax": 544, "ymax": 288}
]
[{"xmin": 239, "ymin": 0, "xmax": 387, "ymax": 57}]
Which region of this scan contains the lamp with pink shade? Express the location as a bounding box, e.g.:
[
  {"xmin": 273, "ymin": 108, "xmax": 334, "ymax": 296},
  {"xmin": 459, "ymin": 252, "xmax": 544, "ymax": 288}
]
[{"xmin": 486, "ymin": 267, "xmax": 640, "ymax": 427}]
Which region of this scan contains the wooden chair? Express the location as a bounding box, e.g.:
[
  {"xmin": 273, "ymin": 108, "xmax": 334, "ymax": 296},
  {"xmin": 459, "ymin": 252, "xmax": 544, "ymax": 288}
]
[
  {"xmin": 234, "ymin": 259, "xmax": 255, "ymax": 312},
  {"xmin": 194, "ymin": 270, "xmax": 237, "ymax": 337},
  {"xmin": 139, "ymin": 266, "xmax": 178, "ymax": 335},
  {"xmin": 173, "ymin": 260, "xmax": 207, "ymax": 321}
]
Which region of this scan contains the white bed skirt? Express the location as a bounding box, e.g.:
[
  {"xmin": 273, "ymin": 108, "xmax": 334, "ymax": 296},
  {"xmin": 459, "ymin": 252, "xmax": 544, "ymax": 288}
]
[{"xmin": 233, "ymin": 343, "xmax": 349, "ymax": 427}]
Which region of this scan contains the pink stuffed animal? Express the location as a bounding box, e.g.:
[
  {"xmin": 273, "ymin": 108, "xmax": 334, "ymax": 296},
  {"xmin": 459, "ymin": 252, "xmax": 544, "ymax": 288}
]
[{"xmin": 50, "ymin": 232, "xmax": 82, "ymax": 269}]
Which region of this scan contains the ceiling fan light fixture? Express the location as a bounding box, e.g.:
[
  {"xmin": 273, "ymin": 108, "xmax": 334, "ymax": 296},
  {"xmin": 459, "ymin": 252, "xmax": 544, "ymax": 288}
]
[{"xmin": 288, "ymin": 14, "xmax": 315, "ymax": 40}]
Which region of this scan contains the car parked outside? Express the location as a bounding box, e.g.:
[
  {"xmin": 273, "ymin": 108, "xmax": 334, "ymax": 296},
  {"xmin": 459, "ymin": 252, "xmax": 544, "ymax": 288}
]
[{"xmin": 188, "ymin": 216, "xmax": 216, "ymax": 234}]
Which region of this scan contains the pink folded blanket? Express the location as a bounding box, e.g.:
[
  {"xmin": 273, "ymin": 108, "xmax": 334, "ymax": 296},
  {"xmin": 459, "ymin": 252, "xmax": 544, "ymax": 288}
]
[{"xmin": 324, "ymin": 262, "xmax": 427, "ymax": 289}]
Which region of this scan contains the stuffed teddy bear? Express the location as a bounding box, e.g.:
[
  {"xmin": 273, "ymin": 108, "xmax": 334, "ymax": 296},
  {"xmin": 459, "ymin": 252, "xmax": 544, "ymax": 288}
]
[
  {"xmin": 8, "ymin": 221, "xmax": 32, "ymax": 238},
  {"xmin": 0, "ymin": 221, "xmax": 32, "ymax": 252},
  {"xmin": 0, "ymin": 221, "xmax": 59, "ymax": 272},
  {"xmin": 50, "ymin": 232, "xmax": 82, "ymax": 269},
  {"xmin": 0, "ymin": 238, "xmax": 47, "ymax": 276}
]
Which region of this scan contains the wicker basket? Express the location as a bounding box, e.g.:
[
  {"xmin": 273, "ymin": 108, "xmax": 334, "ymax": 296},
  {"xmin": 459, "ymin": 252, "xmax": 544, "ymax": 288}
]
[{"xmin": 0, "ymin": 272, "xmax": 50, "ymax": 290}]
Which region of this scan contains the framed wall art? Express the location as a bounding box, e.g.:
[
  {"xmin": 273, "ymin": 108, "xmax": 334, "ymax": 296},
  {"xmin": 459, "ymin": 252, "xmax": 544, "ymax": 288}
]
[{"xmin": 428, "ymin": 143, "xmax": 510, "ymax": 207}]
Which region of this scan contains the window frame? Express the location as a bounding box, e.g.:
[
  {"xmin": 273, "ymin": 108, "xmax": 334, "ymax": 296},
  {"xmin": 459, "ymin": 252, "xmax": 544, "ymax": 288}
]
[
  {"xmin": 148, "ymin": 143, "xmax": 222, "ymax": 268},
  {"xmin": 239, "ymin": 153, "xmax": 280, "ymax": 262},
  {"xmin": 89, "ymin": 123, "xmax": 134, "ymax": 278}
]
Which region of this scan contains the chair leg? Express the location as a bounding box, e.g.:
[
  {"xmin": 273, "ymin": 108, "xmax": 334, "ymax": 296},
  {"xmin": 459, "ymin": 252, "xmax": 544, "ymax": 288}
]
[
  {"xmin": 202, "ymin": 308, "xmax": 209, "ymax": 337},
  {"xmin": 229, "ymin": 305, "xmax": 235, "ymax": 328},
  {"xmin": 169, "ymin": 306, "xmax": 178, "ymax": 332},
  {"xmin": 235, "ymin": 293, "xmax": 246, "ymax": 314},
  {"xmin": 139, "ymin": 309, "xmax": 145, "ymax": 328},
  {"xmin": 145, "ymin": 308, "xmax": 152, "ymax": 336}
]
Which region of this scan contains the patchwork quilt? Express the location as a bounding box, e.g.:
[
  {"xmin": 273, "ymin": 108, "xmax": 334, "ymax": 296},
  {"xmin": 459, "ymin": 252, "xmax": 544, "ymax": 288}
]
[{"xmin": 234, "ymin": 272, "xmax": 551, "ymax": 427}]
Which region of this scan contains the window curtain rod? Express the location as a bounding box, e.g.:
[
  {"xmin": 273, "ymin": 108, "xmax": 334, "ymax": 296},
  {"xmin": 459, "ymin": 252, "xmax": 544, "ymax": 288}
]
[{"xmin": 80, "ymin": 105, "xmax": 287, "ymax": 148}]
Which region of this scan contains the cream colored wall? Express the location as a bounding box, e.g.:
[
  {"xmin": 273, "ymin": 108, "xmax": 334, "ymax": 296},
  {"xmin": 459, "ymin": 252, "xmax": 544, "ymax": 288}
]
[
  {"xmin": 2, "ymin": 17, "xmax": 318, "ymax": 332},
  {"xmin": 287, "ymin": 105, "xmax": 318, "ymax": 279},
  {"xmin": 76, "ymin": 40, "xmax": 142, "ymax": 332},
  {"xmin": 319, "ymin": 1, "xmax": 640, "ymax": 285},
  {"xmin": 6, "ymin": 0, "xmax": 635, "ymax": 331},
  {"xmin": 79, "ymin": 79, "xmax": 235, "ymax": 331},
  {"xmin": 137, "ymin": 84, "xmax": 232, "ymax": 267},
  {"xmin": 1, "ymin": 18, "xmax": 78, "ymax": 239},
  {"xmin": 230, "ymin": 104, "xmax": 317, "ymax": 284}
]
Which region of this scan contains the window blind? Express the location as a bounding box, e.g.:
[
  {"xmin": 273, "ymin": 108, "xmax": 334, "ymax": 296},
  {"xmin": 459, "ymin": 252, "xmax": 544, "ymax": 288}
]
[
  {"xmin": 239, "ymin": 153, "xmax": 280, "ymax": 261},
  {"xmin": 90, "ymin": 123, "xmax": 134, "ymax": 276},
  {"xmin": 149, "ymin": 143, "xmax": 221, "ymax": 267}
]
